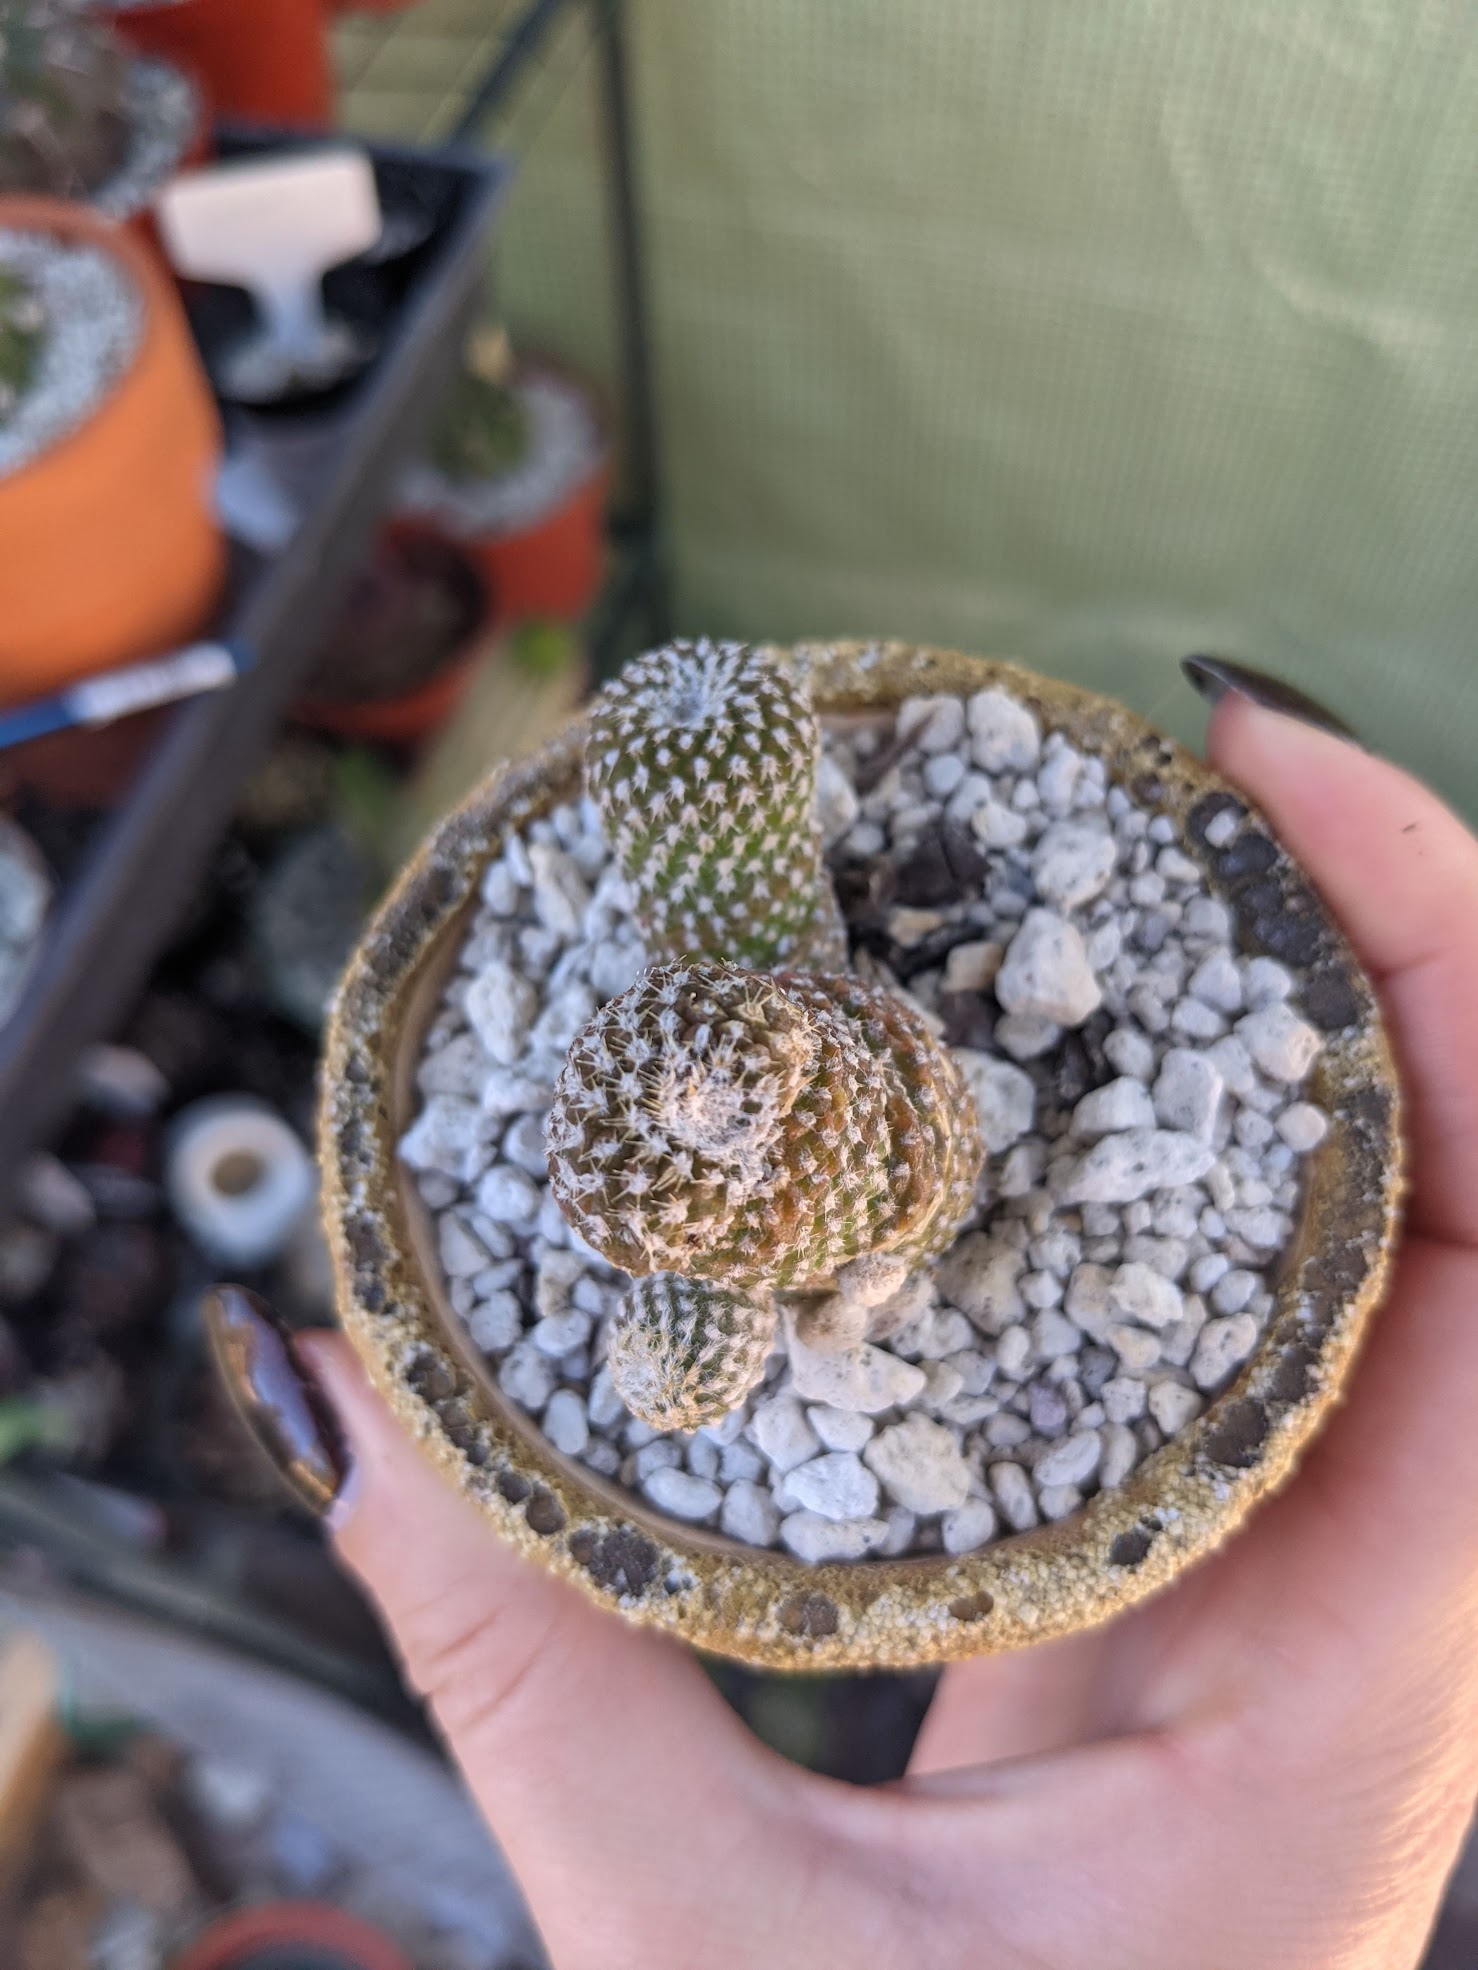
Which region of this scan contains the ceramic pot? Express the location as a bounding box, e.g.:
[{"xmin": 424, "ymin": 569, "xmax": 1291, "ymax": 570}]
[
  {"xmin": 100, "ymin": 0, "xmax": 334, "ymax": 127},
  {"xmin": 319, "ymin": 642, "xmax": 1403, "ymax": 1670},
  {"xmin": 0, "ymin": 197, "xmax": 224, "ymax": 713}
]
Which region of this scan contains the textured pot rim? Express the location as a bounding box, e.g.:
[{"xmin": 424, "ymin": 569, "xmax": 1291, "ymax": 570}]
[{"xmin": 320, "ymin": 641, "xmax": 1405, "ymax": 1670}]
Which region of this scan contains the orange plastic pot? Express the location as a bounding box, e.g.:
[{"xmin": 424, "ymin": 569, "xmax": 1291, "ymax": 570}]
[
  {"xmin": 471, "ymin": 454, "xmax": 610, "ymax": 625},
  {"xmin": 101, "ymin": 0, "xmax": 333, "ymax": 127},
  {"xmin": 0, "ymin": 199, "xmax": 225, "ymax": 713},
  {"xmin": 173, "ymin": 1901, "xmax": 409, "ymax": 1970},
  {"xmin": 295, "ymin": 640, "xmax": 486, "ymax": 745},
  {"xmin": 294, "ymin": 523, "xmax": 492, "ymax": 746}
]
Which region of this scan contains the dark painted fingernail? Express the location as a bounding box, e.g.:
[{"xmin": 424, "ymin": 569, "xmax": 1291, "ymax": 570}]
[
  {"xmin": 202, "ymin": 1285, "xmax": 349, "ymax": 1517},
  {"xmin": 1181, "ymin": 655, "xmax": 1357, "ymax": 741}
]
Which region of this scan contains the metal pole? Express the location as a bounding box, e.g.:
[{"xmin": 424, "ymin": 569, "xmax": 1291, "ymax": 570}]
[
  {"xmin": 591, "ymin": 0, "xmax": 670, "ymax": 644},
  {"xmin": 451, "ymin": 0, "xmax": 571, "ymax": 144}
]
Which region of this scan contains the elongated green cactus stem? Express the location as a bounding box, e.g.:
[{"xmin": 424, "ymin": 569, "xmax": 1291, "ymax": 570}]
[
  {"xmin": 586, "ymin": 639, "xmax": 846, "ymax": 971},
  {"xmin": 606, "ymin": 1273, "xmax": 776, "ymax": 1432},
  {"xmin": 545, "ymin": 959, "xmax": 982, "ymax": 1290}
]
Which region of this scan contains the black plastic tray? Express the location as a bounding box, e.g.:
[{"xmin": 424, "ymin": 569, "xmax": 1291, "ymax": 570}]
[{"xmin": 0, "ymin": 134, "xmax": 511, "ymax": 1213}]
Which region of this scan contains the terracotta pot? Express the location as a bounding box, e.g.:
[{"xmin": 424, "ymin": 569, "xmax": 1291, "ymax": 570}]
[
  {"xmin": 101, "ymin": 0, "xmax": 333, "ymax": 127},
  {"xmin": 295, "ymin": 641, "xmax": 487, "ymax": 747},
  {"xmin": 0, "ymin": 199, "xmax": 225, "ymax": 714},
  {"xmin": 293, "ymin": 525, "xmax": 491, "ymax": 747},
  {"xmin": 173, "ymin": 1900, "xmax": 409, "ymax": 1970},
  {"xmin": 473, "ymin": 453, "xmax": 610, "ymax": 626},
  {"xmin": 319, "ymin": 643, "xmax": 1404, "ymax": 1671}
]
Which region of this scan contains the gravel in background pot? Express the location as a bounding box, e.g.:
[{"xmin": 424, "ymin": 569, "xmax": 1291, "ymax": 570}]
[
  {"xmin": 0, "ymin": 197, "xmax": 224, "ymax": 710},
  {"xmin": 0, "ymin": 814, "xmax": 51, "ymax": 1028}
]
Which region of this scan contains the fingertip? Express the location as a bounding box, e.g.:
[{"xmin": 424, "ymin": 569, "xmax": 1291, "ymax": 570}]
[{"xmin": 293, "ymin": 1330, "xmax": 464, "ymax": 1549}]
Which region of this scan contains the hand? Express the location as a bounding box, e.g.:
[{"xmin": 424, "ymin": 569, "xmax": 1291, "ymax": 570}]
[{"xmin": 301, "ymin": 697, "xmax": 1478, "ymax": 1970}]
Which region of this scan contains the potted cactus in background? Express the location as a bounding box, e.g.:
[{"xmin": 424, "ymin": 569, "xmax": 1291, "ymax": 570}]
[
  {"xmin": 547, "ymin": 645, "xmax": 981, "ymax": 1428},
  {"xmin": 0, "ymin": 196, "xmax": 223, "ymax": 712},
  {"xmin": 292, "ymin": 524, "xmax": 492, "ymax": 747},
  {"xmin": 397, "ymin": 327, "xmax": 610, "ymax": 625},
  {"xmin": 323, "ymin": 638, "xmax": 1401, "ymax": 1668},
  {"xmin": 1, "ymin": 0, "xmax": 201, "ymax": 228}
]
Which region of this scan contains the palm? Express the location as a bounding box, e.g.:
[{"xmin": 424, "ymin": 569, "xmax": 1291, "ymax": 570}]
[{"xmin": 314, "ymin": 697, "xmax": 1478, "ymax": 1970}]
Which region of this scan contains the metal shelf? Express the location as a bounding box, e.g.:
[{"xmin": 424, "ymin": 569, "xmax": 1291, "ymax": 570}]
[
  {"xmin": 0, "ymin": 142, "xmax": 510, "ymax": 1213},
  {"xmin": 0, "ymin": 0, "xmax": 668, "ymax": 1211}
]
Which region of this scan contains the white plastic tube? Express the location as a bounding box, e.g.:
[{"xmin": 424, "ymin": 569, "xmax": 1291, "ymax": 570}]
[{"xmin": 166, "ymin": 1095, "xmax": 315, "ymax": 1268}]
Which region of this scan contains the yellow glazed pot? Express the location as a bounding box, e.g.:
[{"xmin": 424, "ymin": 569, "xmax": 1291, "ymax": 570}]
[{"xmin": 319, "ymin": 642, "xmax": 1404, "ymax": 1669}]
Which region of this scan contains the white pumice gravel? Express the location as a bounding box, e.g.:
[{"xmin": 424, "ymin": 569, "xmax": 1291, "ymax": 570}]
[
  {"xmin": 0, "ymin": 231, "xmax": 143, "ymax": 481},
  {"xmin": 401, "ymin": 687, "xmax": 1335, "ymax": 1560}
]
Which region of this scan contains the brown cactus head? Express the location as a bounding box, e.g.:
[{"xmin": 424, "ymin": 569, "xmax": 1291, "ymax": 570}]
[{"xmin": 545, "ymin": 959, "xmax": 982, "ymax": 1291}]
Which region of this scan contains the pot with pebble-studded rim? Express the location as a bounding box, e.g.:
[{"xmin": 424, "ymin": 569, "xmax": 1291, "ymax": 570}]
[{"xmin": 319, "ymin": 641, "xmax": 1403, "ymax": 1670}]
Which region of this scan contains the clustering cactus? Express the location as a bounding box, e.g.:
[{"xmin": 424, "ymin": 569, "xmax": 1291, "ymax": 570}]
[
  {"xmin": 0, "ymin": 0, "xmax": 130, "ymax": 199},
  {"xmin": 544, "ymin": 641, "xmax": 987, "ymax": 1430},
  {"xmin": 548, "ymin": 959, "xmax": 981, "ymax": 1433},
  {"xmin": 0, "ymin": 263, "xmax": 45, "ymax": 423},
  {"xmin": 606, "ymin": 1273, "xmax": 778, "ymax": 1434},
  {"xmin": 586, "ymin": 639, "xmax": 846, "ymax": 971}
]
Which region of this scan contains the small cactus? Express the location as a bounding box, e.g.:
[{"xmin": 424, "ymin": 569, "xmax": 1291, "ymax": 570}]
[
  {"xmin": 606, "ymin": 1273, "xmax": 777, "ymax": 1433},
  {"xmin": 586, "ymin": 639, "xmax": 845, "ymax": 971},
  {"xmin": 429, "ymin": 370, "xmax": 529, "ymax": 483},
  {"xmin": 0, "ymin": 0, "xmax": 130, "ymax": 200},
  {"xmin": 0, "ymin": 263, "xmax": 45, "ymax": 424},
  {"xmin": 546, "ymin": 959, "xmax": 982, "ymax": 1292}
]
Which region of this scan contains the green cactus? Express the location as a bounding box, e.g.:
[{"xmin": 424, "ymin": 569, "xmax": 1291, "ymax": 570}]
[
  {"xmin": 546, "ymin": 959, "xmax": 982, "ymax": 1293},
  {"xmin": 0, "ymin": 264, "xmax": 45, "ymax": 424},
  {"xmin": 0, "ymin": 0, "xmax": 131, "ymax": 200},
  {"xmin": 429, "ymin": 368, "xmax": 530, "ymax": 483},
  {"xmin": 586, "ymin": 640, "xmax": 846, "ymax": 971},
  {"xmin": 606, "ymin": 1273, "xmax": 777, "ymax": 1433}
]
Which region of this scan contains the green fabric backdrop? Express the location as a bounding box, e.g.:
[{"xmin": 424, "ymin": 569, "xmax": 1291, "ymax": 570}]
[{"xmin": 338, "ymin": 1, "xmax": 1478, "ymax": 816}]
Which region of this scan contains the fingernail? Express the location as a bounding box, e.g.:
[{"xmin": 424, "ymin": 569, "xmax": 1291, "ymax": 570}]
[
  {"xmin": 1180, "ymin": 655, "xmax": 1358, "ymax": 741},
  {"xmin": 202, "ymin": 1285, "xmax": 350, "ymax": 1517}
]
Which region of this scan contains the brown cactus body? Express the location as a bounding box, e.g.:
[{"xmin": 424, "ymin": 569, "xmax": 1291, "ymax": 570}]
[{"xmin": 545, "ymin": 960, "xmax": 982, "ymax": 1291}]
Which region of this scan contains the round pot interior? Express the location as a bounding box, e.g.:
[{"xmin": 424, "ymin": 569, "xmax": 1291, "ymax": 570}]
[{"xmin": 322, "ymin": 641, "xmax": 1404, "ymax": 1669}]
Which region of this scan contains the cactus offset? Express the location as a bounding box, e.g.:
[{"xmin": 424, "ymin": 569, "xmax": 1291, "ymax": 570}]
[
  {"xmin": 546, "ymin": 959, "xmax": 982, "ymax": 1291},
  {"xmin": 0, "ymin": 263, "xmax": 44, "ymax": 423},
  {"xmin": 606, "ymin": 1273, "xmax": 776, "ymax": 1433},
  {"xmin": 0, "ymin": 0, "xmax": 130, "ymax": 199},
  {"xmin": 586, "ymin": 640, "xmax": 845, "ymax": 971}
]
